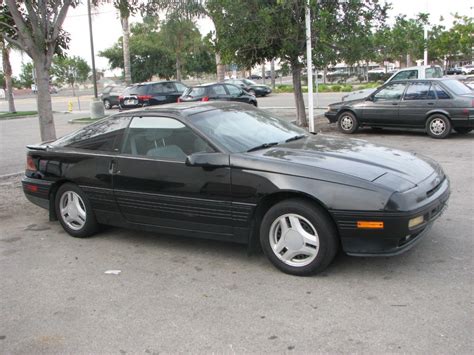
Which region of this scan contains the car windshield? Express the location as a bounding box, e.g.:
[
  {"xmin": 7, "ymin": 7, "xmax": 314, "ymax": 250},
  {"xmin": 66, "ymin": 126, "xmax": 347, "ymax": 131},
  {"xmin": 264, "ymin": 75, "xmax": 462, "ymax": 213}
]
[
  {"xmin": 442, "ymin": 80, "xmax": 472, "ymax": 95},
  {"xmin": 243, "ymin": 79, "xmax": 257, "ymax": 86},
  {"xmin": 191, "ymin": 107, "xmax": 307, "ymax": 153}
]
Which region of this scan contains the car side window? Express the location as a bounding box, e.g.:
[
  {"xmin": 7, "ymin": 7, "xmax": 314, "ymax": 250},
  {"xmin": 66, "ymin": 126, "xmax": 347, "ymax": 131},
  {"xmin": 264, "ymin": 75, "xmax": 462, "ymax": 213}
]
[
  {"xmin": 392, "ymin": 70, "xmax": 418, "ymax": 81},
  {"xmin": 121, "ymin": 116, "xmax": 215, "ymax": 161},
  {"xmin": 53, "ymin": 116, "xmax": 132, "ymax": 152},
  {"xmin": 225, "ymin": 84, "xmax": 242, "ymax": 97},
  {"xmin": 433, "ymin": 84, "xmax": 451, "ymax": 99},
  {"xmin": 150, "ymin": 83, "xmax": 163, "ymax": 94},
  {"xmin": 374, "ymin": 83, "xmax": 406, "ymax": 101},
  {"xmin": 210, "ymin": 85, "xmax": 227, "ymax": 96},
  {"xmin": 403, "ymin": 82, "xmax": 435, "ymax": 100}
]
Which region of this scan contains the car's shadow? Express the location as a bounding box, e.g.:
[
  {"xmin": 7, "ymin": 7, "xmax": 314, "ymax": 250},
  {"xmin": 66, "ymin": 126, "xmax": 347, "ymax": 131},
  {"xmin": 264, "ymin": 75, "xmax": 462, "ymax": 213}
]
[
  {"xmin": 92, "ymin": 225, "xmax": 428, "ymax": 278},
  {"xmin": 352, "ymin": 127, "xmax": 473, "ymax": 140}
]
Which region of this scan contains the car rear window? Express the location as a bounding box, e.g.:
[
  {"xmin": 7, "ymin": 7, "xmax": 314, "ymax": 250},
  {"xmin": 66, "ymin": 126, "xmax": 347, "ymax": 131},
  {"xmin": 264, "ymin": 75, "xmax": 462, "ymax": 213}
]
[
  {"xmin": 184, "ymin": 87, "xmax": 206, "ymax": 97},
  {"xmin": 425, "ymin": 67, "xmax": 443, "ymax": 78},
  {"xmin": 123, "ymin": 85, "xmax": 149, "ymax": 96},
  {"xmin": 441, "ymin": 80, "xmax": 472, "ymax": 95}
]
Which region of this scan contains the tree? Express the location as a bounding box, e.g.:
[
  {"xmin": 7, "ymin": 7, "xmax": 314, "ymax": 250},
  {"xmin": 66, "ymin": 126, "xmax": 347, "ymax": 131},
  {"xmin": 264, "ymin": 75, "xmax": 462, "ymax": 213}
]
[
  {"xmin": 208, "ymin": 0, "xmax": 387, "ymax": 126},
  {"xmin": 2, "ymin": 0, "xmax": 77, "ymax": 141},
  {"xmin": 18, "ymin": 62, "xmax": 35, "ymax": 88},
  {"xmin": 51, "ymin": 56, "xmax": 90, "ymax": 95},
  {"xmin": 429, "ymin": 15, "xmax": 474, "ymax": 67},
  {"xmin": 0, "ymin": 35, "xmax": 16, "ymax": 112}
]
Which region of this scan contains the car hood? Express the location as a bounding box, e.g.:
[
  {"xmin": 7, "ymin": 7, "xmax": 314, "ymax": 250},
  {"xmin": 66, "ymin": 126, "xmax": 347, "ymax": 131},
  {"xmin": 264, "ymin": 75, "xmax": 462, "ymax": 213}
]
[{"xmin": 245, "ymin": 135, "xmax": 438, "ymax": 191}]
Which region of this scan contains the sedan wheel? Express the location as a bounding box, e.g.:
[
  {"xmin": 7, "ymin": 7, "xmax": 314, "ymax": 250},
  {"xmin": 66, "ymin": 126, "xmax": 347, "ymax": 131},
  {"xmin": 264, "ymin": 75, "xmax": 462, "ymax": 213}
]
[
  {"xmin": 260, "ymin": 199, "xmax": 338, "ymax": 276},
  {"xmin": 337, "ymin": 112, "xmax": 359, "ymax": 134},
  {"xmin": 426, "ymin": 115, "xmax": 451, "ymax": 139},
  {"xmin": 55, "ymin": 183, "xmax": 98, "ymax": 238},
  {"xmin": 103, "ymin": 99, "xmax": 112, "ymax": 110}
]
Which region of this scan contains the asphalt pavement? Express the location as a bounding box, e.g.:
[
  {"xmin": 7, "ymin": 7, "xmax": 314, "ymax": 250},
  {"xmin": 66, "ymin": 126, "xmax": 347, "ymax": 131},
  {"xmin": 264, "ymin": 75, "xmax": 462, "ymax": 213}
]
[{"xmin": 0, "ymin": 112, "xmax": 473, "ymax": 352}]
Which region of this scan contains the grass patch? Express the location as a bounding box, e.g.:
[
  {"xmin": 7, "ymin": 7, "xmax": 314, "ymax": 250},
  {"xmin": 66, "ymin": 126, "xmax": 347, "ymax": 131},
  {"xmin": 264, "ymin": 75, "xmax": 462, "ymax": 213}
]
[{"xmin": 0, "ymin": 111, "xmax": 37, "ymax": 120}]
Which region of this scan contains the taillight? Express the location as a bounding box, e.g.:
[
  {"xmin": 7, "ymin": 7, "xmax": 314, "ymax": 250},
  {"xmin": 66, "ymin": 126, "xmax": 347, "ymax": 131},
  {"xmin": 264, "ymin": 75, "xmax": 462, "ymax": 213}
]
[
  {"xmin": 24, "ymin": 184, "xmax": 38, "ymax": 193},
  {"xmin": 118, "ymin": 96, "xmax": 123, "ymax": 100},
  {"xmin": 138, "ymin": 95, "xmax": 152, "ymax": 100},
  {"xmin": 26, "ymin": 156, "xmax": 36, "ymax": 171},
  {"xmin": 177, "ymin": 97, "xmax": 181, "ymax": 103},
  {"xmin": 202, "ymin": 96, "xmax": 209, "ymax": 102}
]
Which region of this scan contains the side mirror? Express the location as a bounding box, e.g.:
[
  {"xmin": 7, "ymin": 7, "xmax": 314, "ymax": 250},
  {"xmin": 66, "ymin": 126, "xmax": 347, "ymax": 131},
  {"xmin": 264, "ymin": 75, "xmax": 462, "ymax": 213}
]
[{"xmin": 185, "ymin": 152, "xmax": 229, "ymax": 169}]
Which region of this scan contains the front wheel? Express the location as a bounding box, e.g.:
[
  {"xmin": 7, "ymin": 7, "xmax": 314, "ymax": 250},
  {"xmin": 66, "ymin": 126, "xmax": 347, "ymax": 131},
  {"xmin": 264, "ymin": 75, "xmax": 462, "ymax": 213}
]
[
  {"xmin": 337, "ymin": 111, "xmax": 359, "ymax": 134},
  {"xmin": 103, "ymin": 99, "xmax": 112, "ymax": 110},
  {"xmin": 55, "ymin": 183, "xmax": 98, "ymax": 238},
  {"xmin": 426, "ymin": 114, "xmax": 451, "ymax": 139},
  {"xmin": 453, "ymin": 127, "xmax": 472, "ymax": 134},
  {"xmin": 260, "ymin": 199, "xmax": 338, "ymax": 276}
]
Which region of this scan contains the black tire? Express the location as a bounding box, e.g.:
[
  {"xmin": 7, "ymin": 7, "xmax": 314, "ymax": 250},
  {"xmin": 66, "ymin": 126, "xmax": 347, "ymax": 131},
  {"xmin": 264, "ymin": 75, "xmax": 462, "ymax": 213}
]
[
  {"xmin": 259, "ymin": 199, "xmax": 338, "ymax": 276},
  {"xmin": 426, "ymin": 114, "xmax": 451, "ymax": 139},
  {"xmin": 103, "ymin": 99, "xmax": 111, "ymax": 110},
  {"xmin": 55, "ymin": 183, "xmax": 98, "ymax": 238},
  {"xmin": 337, "ymin": 111, "xmax": 359, "ymax": 134},
  {"xmin": 453, "ymin": 127, "xmax": 473, "ymax": 134}
]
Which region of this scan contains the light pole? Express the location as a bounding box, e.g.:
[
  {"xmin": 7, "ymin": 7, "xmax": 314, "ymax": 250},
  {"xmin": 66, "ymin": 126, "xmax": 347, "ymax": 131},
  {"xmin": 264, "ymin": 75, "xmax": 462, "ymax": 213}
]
[
  {"xmin": 305, "ymin": 0, "xmax": 314, "ymax": 133},
  {"xmin": 87, "ymin": 0, "xmax": 104, "ymax": 118}
]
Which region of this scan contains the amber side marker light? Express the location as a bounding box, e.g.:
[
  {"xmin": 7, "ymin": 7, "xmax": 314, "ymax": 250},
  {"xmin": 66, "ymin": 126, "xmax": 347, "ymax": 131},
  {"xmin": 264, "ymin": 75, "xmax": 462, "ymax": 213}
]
[{"xmin": 357, "ymin": 221, "xmax": 384, "ymax": 229}]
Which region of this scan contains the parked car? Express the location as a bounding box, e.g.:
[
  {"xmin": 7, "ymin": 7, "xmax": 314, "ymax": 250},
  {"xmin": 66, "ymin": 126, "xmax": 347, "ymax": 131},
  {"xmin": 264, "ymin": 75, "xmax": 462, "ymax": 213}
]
[
  {"xmin": 326, "ymin": 78, "xmax": 474, "ymax": 138},
  {"xmin": 247, "ymin": 74, "xmax": 262, "ymax": 80},
  {"xmin": 100, "ymin": 85, "xmax": 126, "ymax": 109},
  {"xmin": 225, "ymin": 78, "xmax": 272, "ymax": 97},
  {"xmin": 178, "ymin": 83, "xmax": 257, "ymax": 106},
  {"xmin": 342, "ymin": 65, "xmax": 444, "ymax": 101},
  {"xmin": 368, "ymin": 67, "xmax": 386, "ymax": 74},
  {"xmin": 0, "ymin": 88, "xmax": 5, "ymax": 99},
  {"xmin": 119, "ymin": 81, "xmax": 187, "ymax": 109},
  {"xmin": 461, "ymin": 64, "xmax": 474, "ymax": 75},
  {"xmin": 461, "ymin": 75, "xmax": 474, "ymax": 90},
  {"xmin": 446, "ymin": 67, "xmax": 463, "ymax": 75},
  {"xmin": 22, "ymin": 102, "xmax": 449, "ymax": 276}
]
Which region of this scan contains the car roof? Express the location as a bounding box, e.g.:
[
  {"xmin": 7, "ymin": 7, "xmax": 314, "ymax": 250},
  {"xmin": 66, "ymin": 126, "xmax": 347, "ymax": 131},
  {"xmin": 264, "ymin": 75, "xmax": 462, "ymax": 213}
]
[
  {"xmin": 119, "ymin": 101, "xmax": 252, "ymax": 118},
  {"xmin": 129, "ymin": 80, "xmax": 181, "ymax": 86},
  {"xmin": 388, "ymin": 78, "xmax": 458, "ymax": 83}
]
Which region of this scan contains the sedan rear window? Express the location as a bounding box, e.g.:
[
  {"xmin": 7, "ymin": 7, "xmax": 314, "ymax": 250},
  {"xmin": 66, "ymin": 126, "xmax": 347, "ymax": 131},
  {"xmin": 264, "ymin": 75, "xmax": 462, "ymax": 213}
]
[
  {"xmin": 425, "ymin": 67, "xmax": 443, "ymax": 78},
  {"xmin": 441, "ymin": 80, "xmax": 472, "ymax": 95},
  {"xmin": 184, "ymin": 87, "xmax": 206, "ymax": 97},
  {"xmin": 123, "ymin": 85, "xmax": 148, "ymax": 96}
]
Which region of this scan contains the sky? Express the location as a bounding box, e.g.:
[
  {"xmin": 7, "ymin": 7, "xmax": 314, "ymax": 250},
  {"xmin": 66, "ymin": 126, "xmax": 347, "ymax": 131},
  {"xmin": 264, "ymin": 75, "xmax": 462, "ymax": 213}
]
[{"xmin": 5, "ymin": 0, "xmax": 474, "ymax": 77}]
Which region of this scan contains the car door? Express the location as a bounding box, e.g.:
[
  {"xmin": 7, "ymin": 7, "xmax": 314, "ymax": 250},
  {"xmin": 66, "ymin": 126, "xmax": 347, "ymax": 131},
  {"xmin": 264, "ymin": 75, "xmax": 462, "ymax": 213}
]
[
  {"xmin": 361, "ymin": 82, "xmax": 407, "ymax": 125},
  {"xmin": 225, "ymin": 84, "xmax": 248, "ymax": 103},
  {"xmin": 111, "ymin": 115, "xmax": 234, "ymax": 239},
  {"xmin": 398, "ymin": 82, "xmax": 436, "ymax": 127}
]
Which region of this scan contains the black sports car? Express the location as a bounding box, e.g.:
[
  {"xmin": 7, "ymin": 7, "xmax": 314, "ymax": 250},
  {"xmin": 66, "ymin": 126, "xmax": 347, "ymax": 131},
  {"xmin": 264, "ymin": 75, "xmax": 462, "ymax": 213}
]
[
  {"xmin": 225, "ymin": 79, "xmax": 272, "ymax": 97},
  {"xmin": 22, "ymin": 102, "xmax": 449, "ymax": 276}
]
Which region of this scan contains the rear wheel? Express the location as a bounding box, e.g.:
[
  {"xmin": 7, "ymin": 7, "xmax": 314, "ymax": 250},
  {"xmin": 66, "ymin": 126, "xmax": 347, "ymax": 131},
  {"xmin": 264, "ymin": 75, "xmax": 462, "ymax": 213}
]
[
  {"xmin": 55, "ymin": 183, "xmax": 98, "ymax": 238},
  {"xmin": 453, "ymin": 127, "xmax": 472, "ymax": 134},
  {"xmin": 337, "ymin": 111, "xmax": 359, "ymax": 134},
  {"xmin": 260, "ymin": 199, "xmax": 338, "ymax": 276},
  {"xmin": 426, "ymin": 114, "xmax": 451, "ymax": 139}
]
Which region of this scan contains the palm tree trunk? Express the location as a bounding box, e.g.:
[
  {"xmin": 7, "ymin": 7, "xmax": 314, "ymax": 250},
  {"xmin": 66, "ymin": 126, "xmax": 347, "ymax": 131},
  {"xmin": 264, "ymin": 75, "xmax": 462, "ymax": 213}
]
[
  {"xmin": 216, "ymin": 52, "xmax": 225, "ymax": 82},
  {"xmin": 34, "ymin": 59, "xmax": 56, "ymax": 141},
  {"xmin": 121, "ymin": 15, "xmax": 132, "ymax": 84},
  {"xmin": 1, "ymin": 37, "xmax": 16, "ymax": 113}
]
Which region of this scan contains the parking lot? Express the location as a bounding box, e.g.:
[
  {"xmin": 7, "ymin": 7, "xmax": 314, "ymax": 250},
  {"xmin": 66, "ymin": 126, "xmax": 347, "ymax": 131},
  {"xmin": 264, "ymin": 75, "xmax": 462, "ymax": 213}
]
[{"xmin": 0, "ymin": 112, "xmax": 473, "ymax": 353}]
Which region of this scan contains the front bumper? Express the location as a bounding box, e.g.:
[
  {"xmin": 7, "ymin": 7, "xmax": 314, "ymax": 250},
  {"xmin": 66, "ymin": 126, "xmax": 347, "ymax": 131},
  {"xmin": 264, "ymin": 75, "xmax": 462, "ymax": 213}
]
[
  {"xmin": 332, "ymin": 178, "xmax": 450, "ymax": 256},
  {"xmin": 325, "ymin": 111, "xmax": 338, "ymax": 123}
]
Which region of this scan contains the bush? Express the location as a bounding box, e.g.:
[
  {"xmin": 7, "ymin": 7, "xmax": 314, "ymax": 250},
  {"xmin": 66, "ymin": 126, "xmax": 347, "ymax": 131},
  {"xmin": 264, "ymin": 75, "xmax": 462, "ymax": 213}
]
[
  {"xmin": 341, "ymin": 85, "xmax": 353, "ymax": 92},
  {"xmin": 331, "ymin": 85, "xmax": 342, "ymax": 92}
]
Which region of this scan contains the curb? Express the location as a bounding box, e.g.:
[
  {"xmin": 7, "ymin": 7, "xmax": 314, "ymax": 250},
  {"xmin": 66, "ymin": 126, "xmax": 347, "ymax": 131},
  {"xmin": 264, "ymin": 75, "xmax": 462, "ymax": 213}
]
[{"xmin": 0, "ymin": 171, "xmax": 23, "ymax": 180}]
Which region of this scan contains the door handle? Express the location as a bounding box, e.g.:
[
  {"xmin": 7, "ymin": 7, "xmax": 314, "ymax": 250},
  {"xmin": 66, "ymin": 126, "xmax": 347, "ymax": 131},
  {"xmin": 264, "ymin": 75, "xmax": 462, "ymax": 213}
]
[
  {"xmin": 427, "ymin": 102, "xmax": 434, "ymax": 105},
  {"xmin": 109, "ymin": 160, "xmax": 119, "ymax": 174},
  {"xmin": 391, "ymin": 102, "xmax": 398, "ymax": 105}
]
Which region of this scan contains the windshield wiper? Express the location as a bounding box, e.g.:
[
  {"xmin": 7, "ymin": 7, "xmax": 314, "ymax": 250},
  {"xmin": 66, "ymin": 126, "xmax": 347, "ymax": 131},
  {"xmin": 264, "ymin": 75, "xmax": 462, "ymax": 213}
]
[
  {"xmin": 285, "ymin": 134, "xmax": 307, "ymax": 143},
  {"xmin": 246, "ymin": 142, "xmax": 279, "ymax": 152}
]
